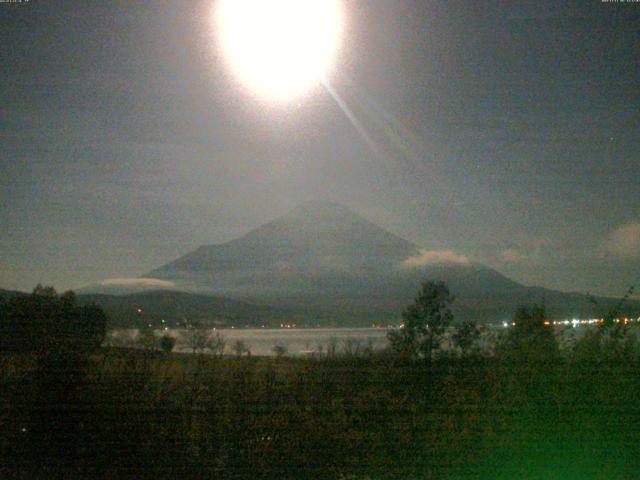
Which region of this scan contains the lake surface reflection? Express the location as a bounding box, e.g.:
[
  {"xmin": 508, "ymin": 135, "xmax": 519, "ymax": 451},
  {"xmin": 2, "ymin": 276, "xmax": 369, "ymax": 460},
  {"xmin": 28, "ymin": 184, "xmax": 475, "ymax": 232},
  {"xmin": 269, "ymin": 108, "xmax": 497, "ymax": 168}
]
[
  {"xmin": 214, "ymin": 328, "xmax": 390, "ymax": 356},
  {"xmin": 111, "ymin": 328, "xmax": 392, "ymax": 357}
]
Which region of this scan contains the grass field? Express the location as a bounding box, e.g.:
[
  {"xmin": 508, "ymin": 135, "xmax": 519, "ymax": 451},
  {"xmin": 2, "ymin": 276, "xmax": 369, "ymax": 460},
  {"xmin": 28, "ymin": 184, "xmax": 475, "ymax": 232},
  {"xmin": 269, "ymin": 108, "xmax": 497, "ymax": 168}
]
[{"xmin": 1, "ymin": 347, "xmax": 639, "ymax": 479}]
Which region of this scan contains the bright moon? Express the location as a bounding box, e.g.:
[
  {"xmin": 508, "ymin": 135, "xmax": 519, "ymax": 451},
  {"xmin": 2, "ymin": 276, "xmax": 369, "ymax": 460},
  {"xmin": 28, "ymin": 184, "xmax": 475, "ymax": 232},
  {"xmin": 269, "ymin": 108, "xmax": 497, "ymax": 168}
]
[{"xmin": 216, "ymin": 0, "xmax": 343, "ymax": 101}]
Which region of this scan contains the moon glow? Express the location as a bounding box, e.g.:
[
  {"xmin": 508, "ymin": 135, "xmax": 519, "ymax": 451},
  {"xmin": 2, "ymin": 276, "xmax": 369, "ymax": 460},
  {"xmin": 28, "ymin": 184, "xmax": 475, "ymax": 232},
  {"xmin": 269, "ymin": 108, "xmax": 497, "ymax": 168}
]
[{"xmin": 216, "ymin": 0, "xmax": 343, "ymax": 101}]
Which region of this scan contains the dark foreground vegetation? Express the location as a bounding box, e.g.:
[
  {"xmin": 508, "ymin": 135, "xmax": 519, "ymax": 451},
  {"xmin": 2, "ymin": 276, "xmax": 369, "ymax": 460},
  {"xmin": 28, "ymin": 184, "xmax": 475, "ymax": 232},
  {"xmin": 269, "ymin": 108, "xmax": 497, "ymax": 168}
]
[
  {"xmin": 1, "ymin": 285, "xmax": 639, "ymax": 479},
  {"xmin": 2, "ymin": 348, "xmax": 639, "ymax": 479}
]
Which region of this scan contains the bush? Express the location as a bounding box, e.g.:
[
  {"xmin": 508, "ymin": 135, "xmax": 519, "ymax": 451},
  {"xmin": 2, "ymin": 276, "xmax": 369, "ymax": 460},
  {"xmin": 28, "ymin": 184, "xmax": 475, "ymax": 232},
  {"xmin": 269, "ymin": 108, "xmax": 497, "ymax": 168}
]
[
  {"xmin": 160, "ymin": 335, "xmax": 176, "ymax": 353},
  {"xmin": 497, "ymin": 304, "xmax": 559, "ymax": 363},
  {"xmin": 272, "ymin": 344, "xmax": 287, "ymax": 358},
  {"xmin": 0, "ymin": 285, "xmax": 106, "ymax": 354}
]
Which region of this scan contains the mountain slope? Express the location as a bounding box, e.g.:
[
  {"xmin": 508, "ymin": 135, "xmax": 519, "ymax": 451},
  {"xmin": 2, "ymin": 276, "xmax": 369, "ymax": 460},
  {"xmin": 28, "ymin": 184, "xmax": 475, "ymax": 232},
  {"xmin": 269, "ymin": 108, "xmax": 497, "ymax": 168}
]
[
  {"xmin": 0, "ymin": 288, "xmax": 26, "ymax": 298},
  {"xmin": 146, "ymin": 202, "xmax": 638, "ymax": 324},
  {"xmin": 0, "ymin": 288, "xmax": 299, "ymax": 328},
  {"xmin": 77, "ymin": 290, "xmax": 301, "ymax": 328},
  {"xmin": 148, "ymin": 202, "xmax": 420, "ymax": 297}
]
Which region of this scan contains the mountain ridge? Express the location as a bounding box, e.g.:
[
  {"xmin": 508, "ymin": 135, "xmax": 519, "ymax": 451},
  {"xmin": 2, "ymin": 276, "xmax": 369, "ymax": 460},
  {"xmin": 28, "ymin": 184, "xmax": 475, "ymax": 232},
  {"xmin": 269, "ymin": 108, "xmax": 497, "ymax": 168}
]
[
  {"xmin": 0, "ymin": 288, "xmax": 304, "ymax": 328},
  {"xmin": 144, "ymin": 202, "xmax": 639, "ymax": 324},
  {"xmin": 77, "ymin": 290, "xmax": 302, "ymax": 328}
]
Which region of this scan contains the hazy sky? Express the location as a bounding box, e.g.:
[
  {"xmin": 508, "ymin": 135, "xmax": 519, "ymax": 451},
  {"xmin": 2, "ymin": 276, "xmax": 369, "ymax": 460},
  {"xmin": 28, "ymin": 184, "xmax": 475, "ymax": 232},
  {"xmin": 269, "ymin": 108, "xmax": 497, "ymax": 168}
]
[{"xmin": 1, "ymin": 0, "xmax": 638, "ymax": 297}]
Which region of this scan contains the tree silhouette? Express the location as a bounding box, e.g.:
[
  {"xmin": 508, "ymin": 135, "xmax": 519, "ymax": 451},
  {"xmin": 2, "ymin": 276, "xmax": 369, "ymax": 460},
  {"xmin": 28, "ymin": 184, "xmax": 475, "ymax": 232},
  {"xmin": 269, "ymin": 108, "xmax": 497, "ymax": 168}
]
[
  {"xmin": 0, "ymin": 286, "xmax": 106, "ymax": 354},
  {"xmin": 497, "ymin": 304, "xmax": 559, "ymax": 363},
  {"xmin": 210, "ymin": 331, "xmax": 227, "ymax": 357},
  {"xmin": 233, "ymin": 339, "xmax": 248, "ymax": 357},
  {"xmin": 453, "ymin": 319, "xmax": 480, "ymax": 355},
  {"xmin": 137, "ymin": 323, "xmax": 157, "ymax": 351},
  {"xmin": 272, "ymin": 344, "xmax": 287, "ymax": 359},
  {"xmin": 388, "ymin": 280, "xmax": 454, "ymax": 360},
  {"xmin": 160, "ymin": 335, "xmax": 176, "ymax": 354},
  {"xmin": 184, "ymin": 324, "xmax": 211, "ymax": 354}
]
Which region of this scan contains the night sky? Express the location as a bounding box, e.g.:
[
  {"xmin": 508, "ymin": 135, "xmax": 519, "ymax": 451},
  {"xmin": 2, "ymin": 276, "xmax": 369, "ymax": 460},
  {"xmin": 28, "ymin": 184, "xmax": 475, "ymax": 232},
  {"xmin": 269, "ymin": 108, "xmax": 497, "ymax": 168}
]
[{"xmin": 1, "ymin": 0, "xmax": 638, "ymax": 298}]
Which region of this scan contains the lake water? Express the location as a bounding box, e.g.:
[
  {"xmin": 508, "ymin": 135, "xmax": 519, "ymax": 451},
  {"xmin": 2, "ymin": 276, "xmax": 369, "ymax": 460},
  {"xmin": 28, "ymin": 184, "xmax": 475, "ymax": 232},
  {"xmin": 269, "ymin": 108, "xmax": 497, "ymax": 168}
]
[
  {"xmin": 212, "ymin": 327, "xmax": 391, "ymax": 356},
  {"xmin": 108, "ymin": 323, "xmax": 628, "ymax": 357},
  {"xmin": 109, "ymin": 327, "xmax": 392, "ymax": 357}
]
